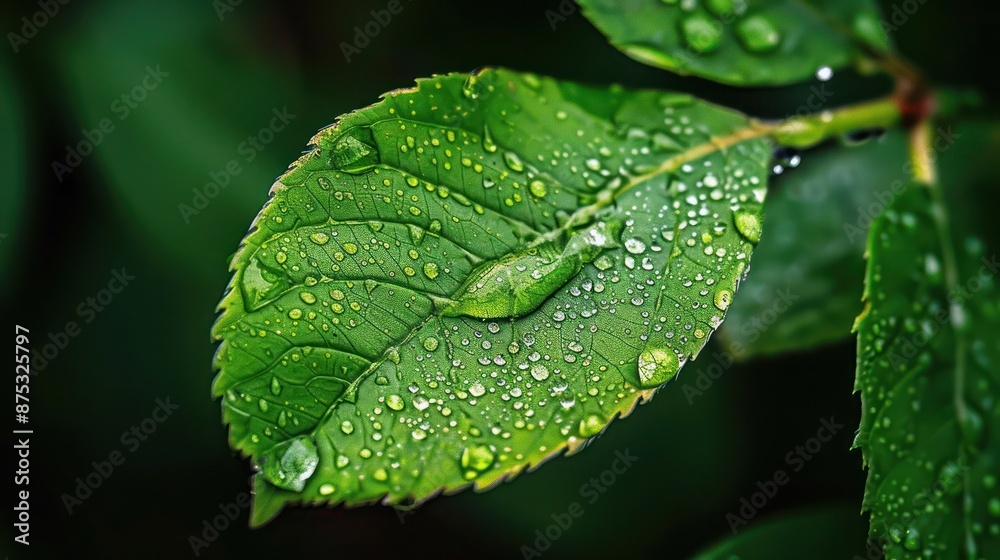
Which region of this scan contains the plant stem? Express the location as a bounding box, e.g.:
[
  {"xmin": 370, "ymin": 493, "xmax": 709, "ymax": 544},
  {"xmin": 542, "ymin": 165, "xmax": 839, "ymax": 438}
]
[{"xmin": 769, "ymin": 96, "xmax": 902, "ymax": 149}]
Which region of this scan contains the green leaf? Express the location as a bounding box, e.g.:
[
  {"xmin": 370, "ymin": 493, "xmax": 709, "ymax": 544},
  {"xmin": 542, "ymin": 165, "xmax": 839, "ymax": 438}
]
[
  {"xmin": 855, "ymin": 185, "xmax": 1000, "ymax": 559},
  {"xmin": 719, "ymin": 131, "xmax": 908, "ymax": 358},
  {"xmin": 0, "ymin": 56, "xmax": 27, "ymax": 292},
  {"xmin": 212, "ymin": 68, "xmax": 772, "ymax": 525},
  {"xmin": 578, "ymin": 0, "xmax": 890, "ymax": 86},
  {"xmin": 692, "ymin": 506, "xmax": 871, "ymax": 560}
]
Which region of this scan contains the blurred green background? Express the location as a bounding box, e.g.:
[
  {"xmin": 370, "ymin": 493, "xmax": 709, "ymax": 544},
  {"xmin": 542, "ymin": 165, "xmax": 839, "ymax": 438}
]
[{"xmin": 2, "ymin": 0, "xmax": 997, "ymax": 558}]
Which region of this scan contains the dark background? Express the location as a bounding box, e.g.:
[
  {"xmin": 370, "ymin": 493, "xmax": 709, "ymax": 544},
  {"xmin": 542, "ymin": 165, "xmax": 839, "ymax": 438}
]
[{"xmin": 1, "ymin": 0, "xmax": 997, "ymax": 558}]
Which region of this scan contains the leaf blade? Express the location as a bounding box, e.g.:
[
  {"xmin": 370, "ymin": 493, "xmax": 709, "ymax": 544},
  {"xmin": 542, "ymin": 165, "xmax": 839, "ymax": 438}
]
[
  {"xmin": 578, "ymin": 0, "xmax": 890, "ymax": 86},
  {"xmin": 855, "ymin": 185, "xmax": 1000, "ymax": 558},
  {"xmin": 212, "ymin": 68, "xmax": 772, "ymax": 524}
]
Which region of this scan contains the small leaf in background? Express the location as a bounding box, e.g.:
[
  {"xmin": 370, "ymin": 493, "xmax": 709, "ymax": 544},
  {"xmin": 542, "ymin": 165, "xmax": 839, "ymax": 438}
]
[
  {"xmin": 719, "ymin": 131, "xmax": 907, "ymax": 358},
  {"xmin": 692, "ymin": 506, "xmax": 871, "ymax": 560},
  {"xmin": 578, "ymin": 0, "xmax": 890, "ymax": 86},
  {"xmin": 212, "ymin": 68, "xmax": 773, "ymax": 524},
  {"xmin": 0, "ymin": 55, "xmax": 28, "ymax": 293},
  {"xmin": 855, "ymin": 184, "xmax": 1000, "ymax": 559},
  {"xmin": 55, "ymin": 0, "xmax": 312, "ymax": 284}
]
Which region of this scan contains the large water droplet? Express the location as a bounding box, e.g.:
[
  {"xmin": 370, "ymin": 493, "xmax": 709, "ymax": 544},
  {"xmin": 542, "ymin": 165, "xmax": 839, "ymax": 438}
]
[
  {"xmin": 329, "ymin": 127, "xmax": 379, "ymax": 174},
  {"xmin": 461, "ymin": 445, "xmax": 495, "ymax": 471},
  {"xmin": 714, "ymin": 289, "xmax": 733, "ymax": 311},
  {"xmin": 637, "ymin": 346, "xmax": 680, "ymax": 388},
  {"xmin": 386, "ymin": 394, "xmax": 405, "ymax": 411},
  {"xmin": 462, "ymin": 74, "xmax": 481, "ymax": 99},
  {"xmin": 578, "ymin": 414, "xmax": 604, "ymax": 437},
  {"xmin": 503, "ymin": 152, "xmax": 525, "ymax": 172},
  {"xmin": 258, "ymin": 436, "xmax": 319, "ymax": 492},
  {"xmin": 734, "ymin": 210, "xmax": 762, "ymax": 244},
  {"xmin": 680, "ymin": 13, "xmax": 722, "ymax": 54},
  {"xmin": 736, "ymin": 15, "xmax": 782, "ymax": 54}
]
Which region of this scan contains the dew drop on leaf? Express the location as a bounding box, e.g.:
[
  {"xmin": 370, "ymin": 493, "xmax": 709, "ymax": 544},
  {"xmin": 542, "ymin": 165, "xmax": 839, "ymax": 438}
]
[
  {"xmin": 259, "ymin": 436, "xmax": 320, "ymax": 492},
  {"xmin": 637, "ymin": 345, "xmax": 680, "ymax": 388}
]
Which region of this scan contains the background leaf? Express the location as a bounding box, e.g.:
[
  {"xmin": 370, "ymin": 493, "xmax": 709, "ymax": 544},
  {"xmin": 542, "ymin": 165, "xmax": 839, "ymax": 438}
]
[
  {"xmin": 55, "ymin": 1, "xmax": 316, "ymax": 285},
  {"xmin": 212, "ymin": 68, "xmax": 772, "ymax": 524},
  {"xmin": 578, "ymin": 0, "xmax": 890, "ymax": 86},
  {"xmin": 718, "ymin": 131, "xmax": 905, "ymax": 358},
  {"xmin": 692, "ymin": 506, "xmax": 872, "ymax": 560},
  {"xmin": 855, "ymin": 183, "xmax": 1000, "ymax": 558}
]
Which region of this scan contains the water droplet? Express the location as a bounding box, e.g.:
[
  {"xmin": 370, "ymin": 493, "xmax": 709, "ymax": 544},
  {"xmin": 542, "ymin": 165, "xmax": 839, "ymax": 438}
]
[
  {"xmin": 531, "ymin": 364, "xmax": 550, "ymax": 381},
  {"xmin": 275, "ymin": 251, "xmax": 288, "ymax": 264},
  {"xmin": 423, "ymin": 336, "xmax": 439, "ymax": 352},
  {"xmin": 288, "ymin": 308, "xmax": 303, "ymax": 320},
  {"xmin": 903, "ymin": 527, "xmax": 921, "ymax": 551},
  {"xmin": 503, "ymin": 152, "xmax": 524, "ymax": 172},
  {"xmin": 258, "ymin": 436, "xmax": 319, "ymax": 492},
  {"xmin": 680, "ymin": 13, "xmax": 722, "ymax": 54},
  {"xmin": 469, "ymin": 381, "xmax": 486, "ymax": 397},
  {"xmin": 816, "ymin": 66, "xmax": 834, "ymax": 81},
  {"xmin": 386, "ymin": 394, "xmax": 405, "ymax": 411},
  {"xmin": 529, "ymin": 180, "xmax": 547, "ymax": 198},
  {"xmin": 624, "ymin": 238, "xmax": 646, "ymax": 254},
  {"xmin": 423, "ymin": 262, "xmax": 440, "ymax": 280},
  {"xmin": 270, "ymin": 377, "xmax": 282, "ymax": 395},
  {"xmin": 461, "ymin": 445, "xmax": 495, "ymax": 471},
  {"xmin": 734, "ymin": 210, "xmax": 762, "ymax": 244},
  {"xmin": 319, "ymin": 484, "xmax": 335, "ymax": 496},
  {"xmin": 736, "ymin": 15, "xmax": 782, "ymax": 53},
  {"xmin": 714, "ymin": 289, "xmax": 733, "ymax": 311},
  {"xmin": 637, "ymin": 346, "xmax": 680, "ymax": 388},
  {"xmin": 329, "ymin": 127, "xmax": 380, "ymax": 174},
  {"xmin": 310, "ymin": 232, "xmax": 329, "ymax": 245},
  {"xmin": 461, "ymin": 74, "xmax": 480, "ymax": 99},
  {"xmin": 705, "ymin": 0, "xmax": 735, "ymax": 17},
  {"xmin": 578, "ymin": 414, "xmax": 604, "ymax": 437},
  {"xmin": 299, "ymin": 292, "xmax": 317, "ymax": 304},
  {"xmin": 340, "ymin": 420, "xmax": 354, "ymax": 434}
]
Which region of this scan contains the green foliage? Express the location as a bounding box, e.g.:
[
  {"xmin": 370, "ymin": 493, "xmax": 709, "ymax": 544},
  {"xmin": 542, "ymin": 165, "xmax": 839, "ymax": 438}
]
[
  {"xmin": 692, "ymin": 506, "xmax": 871, "ymax": 559},
  {"xmin": 213, "ymin": 68, "xmax": 772, "ymax": 524},
  {"xmin": 56, "ymin": 0, "xmax": 312, "ymax": 284},
  {"xmin": 577, "ymin": 0, "xmax": 889, "ymax": 85},
  {"xmin": 202, "ymin": 2, "xmax": 995, "ymax": 554},
  {"xmin": 719, "ymin": 131, "xmax": 908, "ymax": 358},
  {"xmin": 855, "ymin": 185, "xmax": 1000, "ymax": 559}
]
